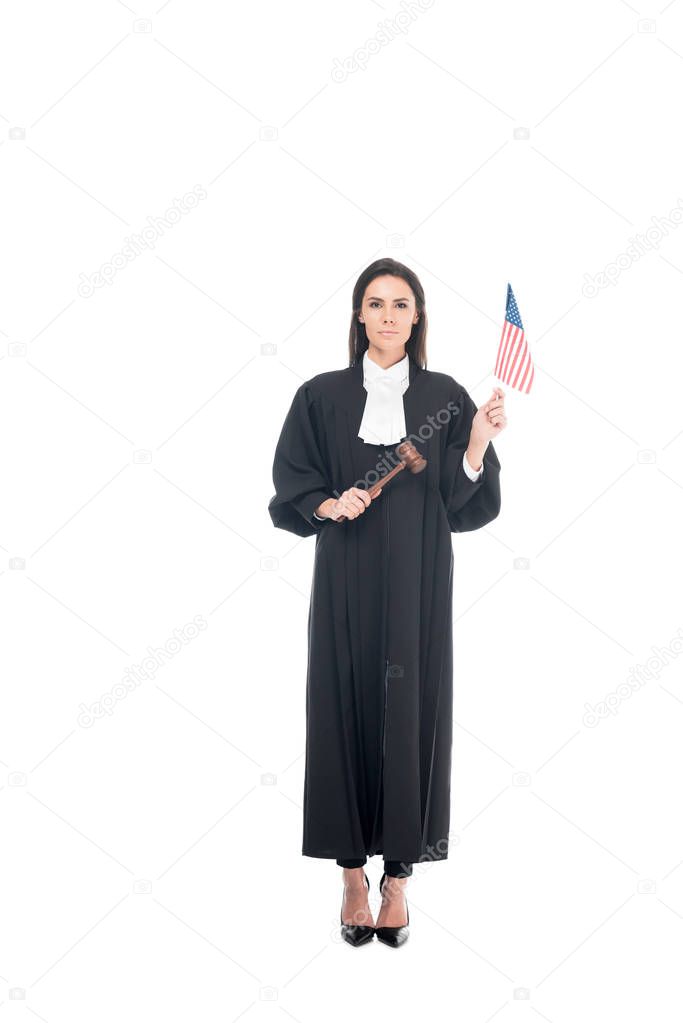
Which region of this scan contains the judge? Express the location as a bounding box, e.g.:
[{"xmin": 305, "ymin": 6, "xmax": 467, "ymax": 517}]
[{"xmin": 268, "ymin": 258, "xmax": 506, "ymax": 947}]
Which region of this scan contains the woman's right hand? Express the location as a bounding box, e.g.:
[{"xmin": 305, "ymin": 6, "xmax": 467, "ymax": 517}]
[{"xmin": 317, "ymin": 487, "xmax": 380, "ymax": 521}]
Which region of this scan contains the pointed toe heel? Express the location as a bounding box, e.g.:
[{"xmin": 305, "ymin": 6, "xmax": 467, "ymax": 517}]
[
  {"xmin": 375, "ymin": 871, "xmax": 410, "ymax": 948},
  {"xmin": 340, "ymin": 870, "xmax": 374, "ymax": 947}
]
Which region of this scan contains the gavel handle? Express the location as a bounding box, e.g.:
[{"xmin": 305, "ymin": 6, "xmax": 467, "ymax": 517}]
[
  {"xmin": 334, "ymin": 462, "xmax": 406, "ymax": 521},
  {"xmin": 368, "ymin": 461, "xmax": 405, "ymax": 498}
]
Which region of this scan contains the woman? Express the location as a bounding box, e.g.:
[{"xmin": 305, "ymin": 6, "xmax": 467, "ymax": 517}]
[{"xmin": 268, "ymin": 258, "xmax": 506, "ymax": 948}]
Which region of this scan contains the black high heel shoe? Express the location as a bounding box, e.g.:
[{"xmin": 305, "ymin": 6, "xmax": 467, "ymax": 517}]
[
  {"xmin": 375, "ymin": 872, "xmax": 410, "ymax": 948},
  {"xmin": 340, "ymin": 870, "xmax": 374, "ymax": 947}
]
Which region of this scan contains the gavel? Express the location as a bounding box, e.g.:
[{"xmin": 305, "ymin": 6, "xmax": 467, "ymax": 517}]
[{"xmin": 333, "ymin": 441, "xmax": 427, "ymax": 522}]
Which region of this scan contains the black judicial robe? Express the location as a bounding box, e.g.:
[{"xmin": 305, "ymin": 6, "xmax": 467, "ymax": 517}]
[{"xmin": 268, "ymin": 356, "xmax": 501, "ymax": 864}]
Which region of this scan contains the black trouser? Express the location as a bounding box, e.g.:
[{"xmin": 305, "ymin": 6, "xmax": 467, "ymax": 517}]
[{"xmin": 337, "ymin": 856, "xmax": 412, "ymax": 878}]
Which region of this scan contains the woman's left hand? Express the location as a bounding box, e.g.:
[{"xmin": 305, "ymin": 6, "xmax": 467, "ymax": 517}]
[{"xmin": 470, "ymin": 387, "xmax": 508, "ymax": 446}]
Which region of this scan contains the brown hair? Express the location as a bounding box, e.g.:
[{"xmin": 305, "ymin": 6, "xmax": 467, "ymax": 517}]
[{"xmin": 347, "ymin": 258, "xmax": 428, "ymax": 369}]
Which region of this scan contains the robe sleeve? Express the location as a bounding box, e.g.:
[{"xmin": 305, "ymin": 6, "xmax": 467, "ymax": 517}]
[
  {"xmin": 267, "ymin": 383, "xmax": 333, "ymax": 538},
  {"xmin": 439, "ymin": 384, "xmax": 502, "ymax": 533}
]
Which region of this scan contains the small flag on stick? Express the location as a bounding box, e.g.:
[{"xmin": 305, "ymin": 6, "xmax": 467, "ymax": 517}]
[{"xmin": 494, "ymin": 283, "xmax": 534, "ymax": 394}]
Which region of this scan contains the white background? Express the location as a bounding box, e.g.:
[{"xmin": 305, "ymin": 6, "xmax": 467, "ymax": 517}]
[{"xmin": 1, "ymin": 0, "xmax": 683, "ymax": 1019}]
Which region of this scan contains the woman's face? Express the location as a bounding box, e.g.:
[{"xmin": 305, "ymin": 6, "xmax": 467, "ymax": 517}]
[{"xmin": 359, "ymin": 275, "xmax": 418, "ymax": 354}]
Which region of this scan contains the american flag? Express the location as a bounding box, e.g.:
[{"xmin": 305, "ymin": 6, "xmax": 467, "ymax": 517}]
[{"xmin": 494, "ymin": 283, "xmax": 534, "ymax": 394}]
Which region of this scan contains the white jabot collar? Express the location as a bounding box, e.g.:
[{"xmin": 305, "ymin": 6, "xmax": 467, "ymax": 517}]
[{"xmin": 357, "ymin": 349, "xmax": 410, "ymax": 445}]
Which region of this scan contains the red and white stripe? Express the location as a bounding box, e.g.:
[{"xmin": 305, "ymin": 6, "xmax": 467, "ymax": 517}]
[{"xmin": 495, "ymin": 319, "xmax": 534, "ymax": 394}]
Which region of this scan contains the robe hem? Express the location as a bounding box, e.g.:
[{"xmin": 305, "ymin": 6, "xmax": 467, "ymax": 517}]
[{"xmin": 302, "ymin": 848, "xmax": 449, "ymax": 863}]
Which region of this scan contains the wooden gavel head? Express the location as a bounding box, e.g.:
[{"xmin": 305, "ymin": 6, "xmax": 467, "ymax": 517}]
[
  {"xmin": 394, "ymin": 440, "xmax": 427, "ymax": 473},
  {"xmin": 364, "ymin": 440, "xmax": 427, "ymax": 500}
]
